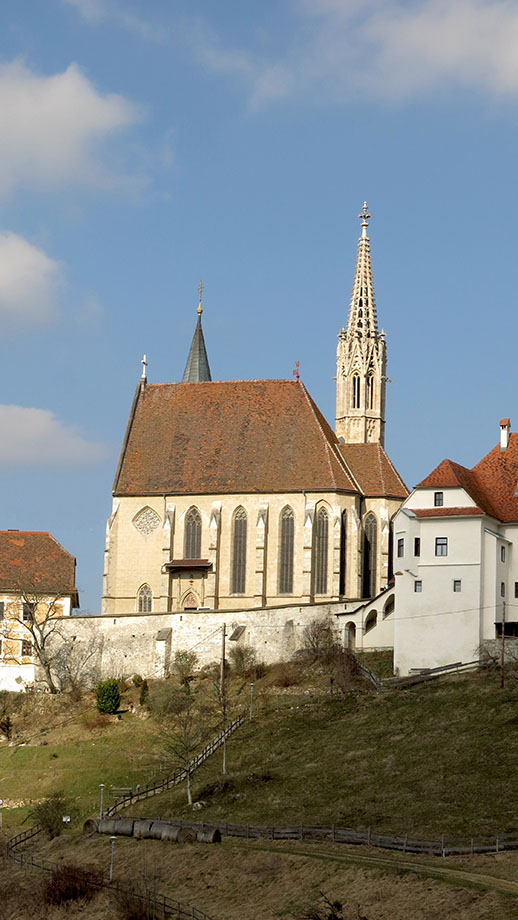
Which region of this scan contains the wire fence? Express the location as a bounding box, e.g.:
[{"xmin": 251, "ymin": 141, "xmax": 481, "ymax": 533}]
[
  {"xmin": 7, "ymin": 825, "xmax": 218, "ymax": 920},
  {"xmin": 105, "ymin": 711, "xmax": 246, "ymax": 816}
]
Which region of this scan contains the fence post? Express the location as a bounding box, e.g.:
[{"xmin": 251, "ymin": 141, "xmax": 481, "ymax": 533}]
[
  {"xmin": 332, "ymin": 824, "xmax": 335, "ymax": 842},
  {"xmin": 300, "ymin": 825, "xmax": 303, "ymax": 840},
  {"xmin": 496, "ymin": 835, "xmax": 500, "ymax": 853},
  {"xmin": 441, "ymin": 835, "xmax": 445, "ymax": 858},
  {"xmin": 367, "ymin": 828, "xmax": 371, "ymax": 846},
  {"xmin": 403, "ymin": 834, "xmax": 408, "ymax": 853},
  {"xmin": 471, "ymin": 837, "xmax": 474, "ymax": 855}
]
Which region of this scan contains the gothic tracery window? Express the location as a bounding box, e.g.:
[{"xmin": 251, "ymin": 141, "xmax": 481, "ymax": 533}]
[
  {"xmin": 184, "ymin": 507, "xmax": 202, "ymax": 559},
  {"xmin": 362, "ymin": 512, "xmax": 377, "ymax": 598},
  {"xmin": 231, "ymin": 507, "xmax": 247, "ymax": 594},
  {"xmin": 366, "ymin": 374, "xmax": 374, "ymax": 409},
  {"xmin": 137, "ymin": 584, "xmax": 152, "ymax": 613},
  {"xmin": 279, "ymin": 506, "xmax": 294, "ymax": 594},
  {"xmin": 352, "ymin": 374, "xmax": 361, "ymax": 408},
  {"xmin": 314, "ymin": 507, "xmax": 329, "ymax": 595}
]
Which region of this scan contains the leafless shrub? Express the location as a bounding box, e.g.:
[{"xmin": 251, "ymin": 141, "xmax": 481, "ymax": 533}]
[
  {"xmin": 297, "ymin": 892, "xmax": 346, "ymax": 919},
  {"xmin": 302, "ymin": 619, "xmax": 337, "ymax": 662},
  {"xmin": 42, "ymin": 863, "xmax": 100, "ymax": 905},
  {"xmin": 172, "ymin": 649, "xmax": 199, "ymax": 685},
  {"xmin": 229, "ymin": 644, "xmax": 256, "ymax": 675},
  {"xmin": 28, "ymin": 791, "xmax": 78, "ymax": 839}
]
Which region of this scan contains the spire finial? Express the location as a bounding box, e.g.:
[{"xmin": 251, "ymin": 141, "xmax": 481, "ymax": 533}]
[
  {"xmin": 197, "ymin": 279, "xmax": 203, "ymax": 315},
  {"xmin": 141, "ymin": 354, "xmax": 148, "ymax": 379},
  {"xmin": 358, "ymin": 201, "xmax": 371, "ymax": 237}
]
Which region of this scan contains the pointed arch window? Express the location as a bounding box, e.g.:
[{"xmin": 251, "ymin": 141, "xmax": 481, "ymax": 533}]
[
  {"xmin": 339, "ymin": 510, "xmax": 347, "ymax": 597},
  {"xmin": 314, "ymin": 507, "xmax": 329, "ymax": 595},
  {"xmin": 184, "ymin": 507, "xmax": 202, "ymax": 559},
  {"xmin": 231, "ymin": 507, "xmax": 247, "ymax": 594},
  {"xmin": 362, "ymin": 513, "xmax": 377, "ymax": 598},
  {"xmin": 137, "ymin": 584, "xmax": 152, "ymax": 613},
  {"xmin": 366, "ymin": 374, "xmax": 374, "ymax": 409},
  {"xmin": 352, "ymin": 375, "xmax": 361, "ymax": 408},
  {"xmin": 279, "ymin": 507, "xmax": 294, "ymax": 594}
]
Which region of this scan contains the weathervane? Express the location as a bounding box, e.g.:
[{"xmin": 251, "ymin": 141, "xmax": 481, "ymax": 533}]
[
  {"xmin": 197, "ymin": 279, "xmax": 203, "ymax": 315},
  {"xmin": 292, "ymin": 360, "xmax": 300, "ymax": 381},
  {"xmin": 141, "ymin": 354, "xmax": 148, "ymax": 379}
]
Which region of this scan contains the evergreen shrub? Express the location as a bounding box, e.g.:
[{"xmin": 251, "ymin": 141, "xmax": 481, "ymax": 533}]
[{"xmin": 96, "ymin": 678, "xmax": 120, "ymax": 714}]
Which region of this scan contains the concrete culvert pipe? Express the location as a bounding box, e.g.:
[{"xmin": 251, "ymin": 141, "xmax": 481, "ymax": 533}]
[
  {"xmin": 132, "ymin": 819, "xmax": 155, "ymax": 839},
  {"xmin": 83, "ymin": 819, "xmax": 98, "ymax": 836},
  {"xmin": 148, "ymin": 821, "xmax": 172, "ymax": 840},
  {"xmin": 110, "ymin": 818, "xmax": 135, "ymax": 837},
  {"xmin": 177, "ymin": 826, "xmax": 198, "ymax": 843},
  {"xmin": 97, "ymin": 819, "xmax": 120, "ymax": 835},
  {"xmin": 197, "ymin": 826, "xmax": 221, "ymax": 844},
  {"xmin": 160, "ymin": 825, "xmax": 186, "ymax": 842}
]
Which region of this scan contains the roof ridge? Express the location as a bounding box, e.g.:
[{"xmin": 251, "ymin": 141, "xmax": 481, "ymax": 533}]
[
  {"xmin": 379, "ymin": 444, "xmax": 409, "ymax": 494},
  {"xmin": 299, "ymin": 384, "xmax": 359, "ymax": 492}
]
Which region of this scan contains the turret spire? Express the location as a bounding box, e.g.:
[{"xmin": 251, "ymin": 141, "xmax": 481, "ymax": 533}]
[
  {"xmin": 335, "ymin": 203, "xmax": 387, "ymax": 446},
  {"xmin": 182, "ymin": 283, "xmax": 212, "ymax": 383}
]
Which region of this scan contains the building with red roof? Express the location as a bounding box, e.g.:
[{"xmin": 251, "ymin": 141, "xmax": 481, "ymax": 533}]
[
  {"xmin": 101, "ymin": 205, "xmax": 407, "ymax": 621},
  {"xmin": 391, "ymin": 419, "xmax": 518, "ymax": 674}
]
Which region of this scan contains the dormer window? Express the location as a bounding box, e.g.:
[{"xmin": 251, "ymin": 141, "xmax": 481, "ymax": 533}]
[{"xmin": 434, "ymin": 492, "xmax": 444, "ymax": 507}]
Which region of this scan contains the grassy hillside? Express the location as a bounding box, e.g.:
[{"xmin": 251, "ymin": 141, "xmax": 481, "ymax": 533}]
[{"xmin": 2, "ymin": 656, "xmax": 518, "ymax": 839}]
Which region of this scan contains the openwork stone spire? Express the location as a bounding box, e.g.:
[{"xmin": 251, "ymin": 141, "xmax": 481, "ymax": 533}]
[
  {"xmin": 182, "ymin": 282, "xmax": 212, "ymax": 383},
  {"xmin": 335, "ymin": 203, "xmax": 387, "ymax": 446}
]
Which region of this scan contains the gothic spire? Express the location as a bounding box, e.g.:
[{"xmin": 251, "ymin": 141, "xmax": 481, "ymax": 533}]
[
  {"xmin": 346, "ymin": 202, "xmax": 379, "ymax": 339},
  {"xmin": 182, "ymin": 282, "xmax": 212, "ymax": 383},
  {"xmin": 335, "ymin": 203, "xmax": 387, "ymax": 446}
]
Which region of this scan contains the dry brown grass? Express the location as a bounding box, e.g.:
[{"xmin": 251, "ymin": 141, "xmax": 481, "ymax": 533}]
[{"xmin": 4, "ymin": 830, "xmax": 513, "ymax": 920}]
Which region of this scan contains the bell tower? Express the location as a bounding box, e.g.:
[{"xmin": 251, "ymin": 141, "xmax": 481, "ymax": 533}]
[{"xmin": 335, "ymin": 203, "xmax": 386, "ymax": 446}]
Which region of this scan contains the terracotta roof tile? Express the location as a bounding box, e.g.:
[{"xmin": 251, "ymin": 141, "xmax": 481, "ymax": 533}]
[
  {"xmin": 0, "ymin": 532, "xmax": 78, "ymax": 597},
  {"xmin": 114, "ymin": 380, "xmax": 360, "ymax": 496},
  {"xmin": 415, "ymin": 433, "xmax": 518, "ymax": 522},
  {"xmin": 411, "ymin": 507, "xmax": 484, "ymax": 518},
  {"xmin": 339, "ymin": 442, "xmax": 408, "ymax": 498}
]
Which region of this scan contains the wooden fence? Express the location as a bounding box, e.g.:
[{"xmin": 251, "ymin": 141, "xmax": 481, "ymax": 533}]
[
  {"xmin": 357, "ymin": 658, "xmax": 486, "ymax": 693},
  {"xmin": 7, "ymin": 825, "xmax": 218, "ymax": 920},
  {"xmin": 105, "ymin": 711, "xmax": 246, "ymax": 817},
  {"xmin": 167, "ymin": 818, "xmax": 518, "ymax": 858}
]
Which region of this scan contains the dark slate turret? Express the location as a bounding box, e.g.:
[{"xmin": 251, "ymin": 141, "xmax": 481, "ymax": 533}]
[{"xmin": 182, "ymin": 298, "xmax": 212, "ymax": 383}]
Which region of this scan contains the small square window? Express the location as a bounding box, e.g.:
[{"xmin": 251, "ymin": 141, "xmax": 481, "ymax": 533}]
[
  {"xmin": 22, "ymin": 603, "xmax": 34, "ymax": 622},
  {"xmin": 434, "ymin": 492, "xmax": 444, "ymax": 507},
  {"xmin": 453, "ymin": 579, "xmax": 462, "ymax": 592},
  {"xmin": 435, "ymin": 537, "xmax": 448, "ymax": 556},
  {"xmin": 0, "ymin": 601, "xmax": 4, "ymax": 620},
  {"xmin": 501, "ymin": 582, "xmax": 506, "ymax": 597},
  {"xmin": 397, "ymin": 538, "xmax": 404, "ymax": 558},
  {"xmin": 414, "ymin": 580, "xmax": 422, "ymax": 593},
  {"xmin": 21, "ymin": 640, "xmax": 32, "ymax": 656},
  {"xmin": 501, "ymin": 546, "xmax": 506, "ymax": 562},
  {"xmin": 414, "ymin": 537, "xmax": 420, "ymax": 557}
]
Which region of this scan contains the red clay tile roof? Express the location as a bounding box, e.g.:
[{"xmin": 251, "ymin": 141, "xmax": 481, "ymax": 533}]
[
  {"xmin": 114, "ymin": 380, "xmax": 365, "ymax": 496},
  {"xmin": 416, "ymin": 433, "xmax": 518, "ymax": 522},
  {"xmin": 0, "ymin": 532, "xmax": 78, "ymax": 599},
  {"xmin": 339, "ymin": 443, "xmax": 408, "ymax": 498},
  {"xmin": 411, "ymin": 507, "xmax": 484, "ymax": 518}
]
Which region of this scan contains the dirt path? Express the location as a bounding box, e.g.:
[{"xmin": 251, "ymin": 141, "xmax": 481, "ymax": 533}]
[{"xmin": 233, "ymin": 839, "xmax": 518, "ymax": 898}]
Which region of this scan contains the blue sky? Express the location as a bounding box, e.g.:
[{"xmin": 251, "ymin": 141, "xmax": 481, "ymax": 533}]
[{"xmin": 2, "ymin": 0, "xmax": 518, "ymax": 611}]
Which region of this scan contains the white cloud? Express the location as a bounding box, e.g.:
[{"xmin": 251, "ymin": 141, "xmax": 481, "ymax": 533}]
[
  {"xmin": 0, "ymin": 405, "xmax": 107, "ymax": 466},
  {"xmin": 0, "ymin": 60, "xmax": 143, "ymax": 196},
  {"xmin": 62, "ymin": 0, "xmax": 167, "ymax": 43},
  {"xmin": 184, "ymin": 0, "xmax": 518, "ymax": 106},
  {"xmin": 0, "ymin": 233, "xmax": 63, "ymax": 332}
]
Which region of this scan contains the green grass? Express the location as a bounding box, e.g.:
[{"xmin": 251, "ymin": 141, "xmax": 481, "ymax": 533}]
[
  {"xmin": 130, "ymin": 669, "xmax": 518, "ymax": 839},
  {"xmin": 3, "ymin": 661, "xmax": 518, "ymax": 841}
]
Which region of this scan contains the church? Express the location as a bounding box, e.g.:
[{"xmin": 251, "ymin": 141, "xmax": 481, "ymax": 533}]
[{"xmin": 101, "ymin": 204, "xmax": 407, "ymax": 617}]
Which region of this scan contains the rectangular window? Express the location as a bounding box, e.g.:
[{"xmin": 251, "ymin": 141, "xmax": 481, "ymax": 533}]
[
  {"xmin": 501, "ymin": 546, "xmax": 506, "ymax": 562},
  {"xmin": 21, "ymin": 640, "xmax": 32, "ymax": 656},
  {"xmin": 435, "ymin": 537, "xmax": 448, "ymax": 556},
  {"xmin": 453, "ymin": 579, "xmax": 462, "ymax": 592},
  {"xmin": 0, "ymin": 601, "xmax": 4, "ymax": 620},
  {"xmin": 515, "ymin": 582, "xmax": 518, "ymax": 599},
  {"xmin": 501, "ymin": 582, "xmax": 506, "ymax": 597},
  {"xmin": 414, "ymin": 580, "xmax": 422, "ymax": 593},
  {"xmin": 434, "ymin": 492, "xmax": 444, "ymax": 507},
  {"xmin": 397, "ymin": 538, "xmax": 404, "ymax": 558},
  {"xmin": 22, "ymin": 603, "xmax": 34, "ymax": 622},
  {"xmin": 414, "ymin": 537, "xmax": 421, "ymax": 557}
]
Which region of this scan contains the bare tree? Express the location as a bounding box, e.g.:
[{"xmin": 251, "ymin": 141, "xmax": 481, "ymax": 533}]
[
  {"xmin": 158, "ymin": 682, "xmax": 213, "ymax": 805},
  {"xmin": 6, "ymin": 584, "xmax": 76, "ymax": 694}
]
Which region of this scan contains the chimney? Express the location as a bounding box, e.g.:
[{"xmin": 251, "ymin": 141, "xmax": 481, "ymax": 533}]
[{"xmin": 500, "ymin": 418, "xmax": 511, "ymax": 450}]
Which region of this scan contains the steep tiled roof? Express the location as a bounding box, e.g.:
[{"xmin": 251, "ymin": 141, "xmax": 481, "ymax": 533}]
[
  {"xmin": 415, "ymin": 433, "xmax": 518, "ymax": 522},
  {"xmin": 0, "ymin": 532, "xmax": 78, "ymax": 599},
  {"xmin": 339, "ymin": 443, "xmax": 408, "ymax": 498},
  {"xmin": 114, "ymin": 380, "xmax": 362, "ymax": 496},
  {"xmin": 411, "ymin": 507, "xmax": 483, "ymax": 518}
]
